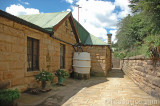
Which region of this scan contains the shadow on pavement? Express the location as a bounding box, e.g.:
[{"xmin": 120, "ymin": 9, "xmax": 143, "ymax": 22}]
[
  {"xmin": 17, "ymin": 76, "xmax": 108, "ymax": 106},
  {"xmin": 37, "ymin": 77, "xmax": 108, "ymax": 106}
]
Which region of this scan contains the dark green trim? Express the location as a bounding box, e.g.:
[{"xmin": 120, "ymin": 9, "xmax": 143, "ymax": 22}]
[
  {"xmin": 83, "ymin": 44, "xmax": 109, "ymax": 46},
  {"xmin": 51, "ymin": 35, "xmax": 74, "ymax": 46},
  {"xmin": 69, "ymin": 16, "xmax": 79, "ymax": 43}
]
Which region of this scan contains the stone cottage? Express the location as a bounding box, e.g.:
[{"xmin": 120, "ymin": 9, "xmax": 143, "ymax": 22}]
[{"xmin": 0, "ymin": 10, "xmax": 112, "ymax": 91}]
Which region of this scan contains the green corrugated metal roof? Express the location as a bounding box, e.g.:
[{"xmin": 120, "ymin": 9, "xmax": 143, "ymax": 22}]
[
  {"xmin": 18, "ymin": 11, "xmax": 107, "ymax": 45},
  {"xmin": 74, "ymin": 19, "xmax": 89, "ymax": 44},
  {"xmin": 74, "ymin": 19, "xmax": 107, "ymax": 45},
  {"xmin": 84, "ymin": 34, "xmax": 107, "ymax": 45},
  {"xmin": 18, "ymin": 11, "xmax": 70, "ymax": 32}
]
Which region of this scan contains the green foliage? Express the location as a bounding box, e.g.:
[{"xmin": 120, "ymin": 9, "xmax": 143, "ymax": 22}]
[
  {"xmin": 144, "ymin": 35, "xmax": 160, "ymax": 48},
  {"xmin": 55, "ymin": 69, "xmax": 68, "ymax": 78},
  {"xmin": 142, "ymin": 35, "xmax": 160, "ymax": 57},
  {"xmin": 114, "ymin": 51, "xmax": 126, "ymax": 59},
  {"xmin": 116, "ymin": 13, "xmax": 153, "ymax": 50},
  {"xmin": 129, "ymin": 0, "xmax": 160, "ymax": 34},
  {"xmin": 115, "ymin": 0, "xmax": 160, "ymax": 59},
  {"xmin": 35, "ymin": 69, "xmax": 54, "ymax": 82},
  {"xmin": 0, "ymin": 89, "xmax": 20, "ymax": 105},
  {"xmin": 116, "ymin": 15, "xmax": 133, "ymax": 50}
]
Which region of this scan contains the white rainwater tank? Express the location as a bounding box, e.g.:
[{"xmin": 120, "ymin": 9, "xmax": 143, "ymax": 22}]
[{"xmin": 73, "ymin": 52, "xmax": 91, "ymax": 74}]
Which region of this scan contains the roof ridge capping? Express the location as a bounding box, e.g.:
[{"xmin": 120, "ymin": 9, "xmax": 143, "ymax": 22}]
[{"xmin": 18, "ymin": 11, "xmax": 70, "ymax": 16}]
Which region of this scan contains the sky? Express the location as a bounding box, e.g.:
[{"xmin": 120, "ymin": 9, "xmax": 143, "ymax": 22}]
[{"xmin": 0, "ymin": 0, "xmax": 131, "ymax": 43}]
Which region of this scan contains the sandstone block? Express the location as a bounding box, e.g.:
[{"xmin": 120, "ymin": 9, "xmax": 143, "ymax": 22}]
[
  {"xmin": 147, "ymin": 60, "xmax": 154, "ymax": 65},
  {"xmin": 155, "ymin": 86, "xmax": 160, "ymax": 96},
  {"xmin": 151, "ymin": 89, "xmax": 160, "ymax": 98},
  {"xmin": 13, "ymin": 22, "xmax": 24, "ymax": 30},
  {"xmin": 24, "ymin": 77, "xmax": 36, "ymax": 84},
  {"xmin": 91, "ymin": 60, "xmax": 97, "ymax": 63},
  {"xmin": 157, "ymin": 72, "xmax": 160, "ymax": 77},
  {"xmin": 4, "ymin": 25, "xmax": 24, "ymax": 38},
  {"xmin": 14, "ymin": 69, "xmax": 25, "ymax": 78},
  {"xmin": 0, "ymin": 24, "xmax": 3, "ymax": 32},
  {"xmin": 17, "ymin": 37, "xmax": 26, "ymax": 46},
  {"xmin": 6, "ymin": 53, "xmax": 19, "ymax": 62},
  {"xmin": 0, "ymin": 72, "xmax": 3, "ymax": 80},
  {"xmin": 8, "ymin": 62, "xmax": 17, "ymax": 70},
  {"xmin": 12, "ymin": 45, "xmax": 25, "ymax": 54},
  {"xmin": 0, "ymin": 62, "xmax": 8, "ymax": 71},
  {"xmin": 3, "ymin": 71, "xmax": 15, "ymax": 79},
  {"xmin": 146, "ymin": 75, "xmax": 154, "ymax": 84},
  {"xmin": 0, "ymin": 52, "xmax": 8, "ymax": 62},
  {"xmin": 25, "ymin": 71, "xmax": 40, "ymax": 77},
  {"xmin": 100, "ymin": 56, "xmax": 105, "ymax": 60},
  {"xmin": 0, "ymin": 80, "xmax": 10, "ymax": 89},
  {"xmin": 0, "ymin": 33, "xmax": 17, "ymax": 44},
  {"xmin": 11, "ymin": 84, "xmax": 28, "ymax": 92},
  {"xmin": 0, "ymin": 17, "xmax": 13, "ymax": 27},
  {"xmin": 11, "ymin": 77, "xmax": 25, "ymax": 86},
  {"xmin": 135, "ymin": 66, "xmax": 145, "ymax": 72},
  {"xmin": 152, "ymin": 77, "xmax": 160, "ymax": 87},
  {"xmin": 27, "ymin": 81, "xmax": 40, "ymax": 89},
  {"xmin": 98, "ymin": 60, "xmax": 102, "ymax": 63},
  {"xmin": 0, "ymin": 42, "xmax": 12, "ymax": 52}
]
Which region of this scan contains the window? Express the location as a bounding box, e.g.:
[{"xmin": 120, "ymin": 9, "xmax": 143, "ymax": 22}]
[
  {"xmin": 27, "ymin": 37, "xmax": 39, "ymax": 71},
  {"xmin": 60, "ymin": 44, "xmax": 65, "ymax": 69}
]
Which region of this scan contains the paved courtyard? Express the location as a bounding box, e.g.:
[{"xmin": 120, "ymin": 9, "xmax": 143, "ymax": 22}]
[{"xmin": 17, "ymin": 69, "xmax": 160, "ymax": 106}]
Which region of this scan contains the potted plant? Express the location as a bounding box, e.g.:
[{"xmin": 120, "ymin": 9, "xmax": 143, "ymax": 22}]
[
  {"xmin": 35, "ymin": 69, "xmax": 54, "ymax": 89},
  {"xmin": 0, "ymin": 89, "xmax": 20, "ymax": 106},
  {"xmin": 55, "ymin": 69, "xmax": 68, "ymax": 85}
]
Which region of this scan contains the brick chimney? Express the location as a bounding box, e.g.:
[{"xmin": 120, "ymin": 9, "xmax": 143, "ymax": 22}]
[{"xmin": 107, "ymin": 34, "xmax": 112, "ymax": 45}]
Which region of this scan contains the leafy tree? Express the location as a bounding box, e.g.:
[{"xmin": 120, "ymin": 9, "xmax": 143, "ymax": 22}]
[
  {"xmin": 129, "ymin": 0, "xmax": 160, "ymax": 34},
  {"xmin": 115, "ymin": 0, "xmax": 160, "ymax": 59},
  {"xmin": 116, "ymin": 15, "xmax": 133, "ymax": 50}
]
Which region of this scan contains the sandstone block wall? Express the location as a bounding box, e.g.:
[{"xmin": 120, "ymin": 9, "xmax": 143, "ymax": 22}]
[
  {"xmin": 0, "ymin": 16, "xmax": 76, "ymax": 91},
  {"xmin": 121, "ymin": 57, "xmax": 160, "ymax": 98},
  {"xmin": 54, "ymin": 19, "xmax": 77, "ymax": 44},
  {"xmin": 83, "ymin": 46, "xmax": 112, "ymax": 76},
  {"xmin": 0, "ymin": 15, "xmax": 113, "ymax": 91}
]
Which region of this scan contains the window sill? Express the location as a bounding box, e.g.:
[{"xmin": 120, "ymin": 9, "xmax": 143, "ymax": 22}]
[{"xmin": 25, "ymin": 70, "xmax": 40, "ymax": 77}]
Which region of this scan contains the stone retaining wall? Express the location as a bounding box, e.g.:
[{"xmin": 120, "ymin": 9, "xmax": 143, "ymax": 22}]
[{"xmin": 121, "ymin": 57, "xmax": 160, "ymax": 98}]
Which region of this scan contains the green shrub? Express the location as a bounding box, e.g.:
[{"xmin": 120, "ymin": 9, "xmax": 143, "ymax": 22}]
[
  {"xmin": 0, "ymin": 89, "xmax": 20, "ymax": 105},
  {"xmin": 143, "ymin": 35, "xmax": 160, "ymax": 58},
  {"xmin": 113, "ymin": 51, "xmax": 126, "ymax": 59},
  {"xmin": 35, "ymin": 69, "xmax": 54, "ymax": 82},
  {"xmin": 55, "ymin": 69, "xmax": 68, "ymax": 78}
]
